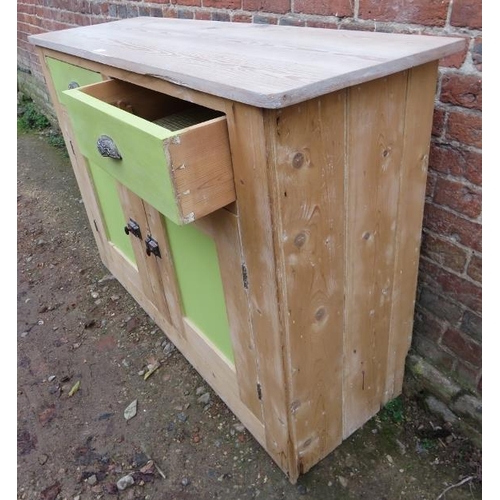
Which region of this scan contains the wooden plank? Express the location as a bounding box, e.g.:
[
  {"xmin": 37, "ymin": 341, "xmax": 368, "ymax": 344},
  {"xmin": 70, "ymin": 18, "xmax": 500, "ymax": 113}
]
[
  {"xmin": 195, "ymin": 211, "xmax": 263, "ymax": 423},
  {"xmin": 116, "ymin": 185, "xmax": 174, "ymax": 327},
  {"xmin": 385, "ymin": 62, "xmax": 440, "ymax": 401},
  {"xmin": 167, "ymin": 116, "xmax": 235, "ymax": 223},
  {"xmin": 142, "ymin": 201, "xmax": 185, "ymax": 336},
  {"xmin": 343, "ymin": 71, "xmax": 409, "ymax": 439},
  {"xmin": 264, "ymin": 91, "xmax": 346, "ymax": 475},
  {"xmin": 224, "ymin": 102, "xmax": 294, "ymax": 478},
  {"xmin": 29, "ymin": 18, "xmax": 465, "ymax": 108}
]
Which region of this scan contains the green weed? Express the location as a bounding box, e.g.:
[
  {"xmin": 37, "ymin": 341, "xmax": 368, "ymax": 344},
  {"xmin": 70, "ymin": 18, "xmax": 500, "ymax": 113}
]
[{"xmin": 18, "ymin": 100, "xmax": 50, "ymax": 131}]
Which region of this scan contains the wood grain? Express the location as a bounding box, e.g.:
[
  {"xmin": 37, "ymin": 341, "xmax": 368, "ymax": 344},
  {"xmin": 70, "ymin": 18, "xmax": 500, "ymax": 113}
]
[
  {"xmin": 384, "ymin": 62, "xmax": 439, "ymax": 401},
  {"xmin": 224, "ymin": 102, "xmax": 294, "ymax": 477},
  {"xmin": 343, "ymin": 71, "xmax": 409, "ymax": 438},
  {"xmin": 30, "ymin": 18, "xmax": 465, "ymax": 108},
  {"xmin": 265, "ymin": 91, "xmax": 347, "ymax": 475}
]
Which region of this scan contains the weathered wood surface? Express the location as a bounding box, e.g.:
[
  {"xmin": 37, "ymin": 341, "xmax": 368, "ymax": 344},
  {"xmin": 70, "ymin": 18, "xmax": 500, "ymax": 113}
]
[{"xmin": 30, "ymin": 18, "xmax": 464, "ymax": 108}]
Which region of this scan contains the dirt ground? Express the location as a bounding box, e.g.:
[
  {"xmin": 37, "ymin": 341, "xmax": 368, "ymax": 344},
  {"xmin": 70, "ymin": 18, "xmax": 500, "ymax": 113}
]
[{"xmin": 17, "ymin": 127, "xmax": 481, "ymax": 500}]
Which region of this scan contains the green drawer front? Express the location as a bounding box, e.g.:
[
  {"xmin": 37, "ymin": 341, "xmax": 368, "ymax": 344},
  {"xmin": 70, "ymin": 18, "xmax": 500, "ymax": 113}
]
[
  {"xmin": 165, "ymin": 218, "xmax": 233, "ymax": 363},
  {"xmin": 88, "ymin": 161, "xmax": 136, "ymax": 264},
  {"xmin": 63, "ymin": 87, "xmax": 181, "ymax": 224},
  {"xmin": 45, "ymin": 57, "xmax": 102, "ymax": 104}
]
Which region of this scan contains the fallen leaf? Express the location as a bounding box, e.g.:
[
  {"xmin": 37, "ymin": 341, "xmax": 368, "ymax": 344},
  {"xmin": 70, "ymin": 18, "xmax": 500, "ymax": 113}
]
[
  {"xmin": 68, "ymin": 380, "xmax": 80, "ymax": 397},
  {"xmin": 124, "ymin": 399, "xmax": 138, "ymax": 421},
  {"xmin": 144, "ymin": 361, "xmax": 160, "ymax": 381}
]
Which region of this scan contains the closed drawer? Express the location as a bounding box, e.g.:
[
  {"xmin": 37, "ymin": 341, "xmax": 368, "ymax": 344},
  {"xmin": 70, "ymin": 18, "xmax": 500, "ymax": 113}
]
[
  {"xmin": 45, "ymin": 57, "xmax": 102, "ymax": 104},
  {"xmin": 63, "ymin": 79, "xmax": 235, "ymax": 225}
]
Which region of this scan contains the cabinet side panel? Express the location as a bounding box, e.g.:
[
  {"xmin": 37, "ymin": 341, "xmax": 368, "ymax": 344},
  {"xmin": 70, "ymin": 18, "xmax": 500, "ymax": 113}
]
[
  {"xmin": 265, "ymin": 93, "xmax": 347, "ymax": 475},
  {"xmin": 385, "ymin": 61, "xmax": 439, "ymax": 400},
  {"xmin": 343, "ymin": 71, "xmax": 409, "ymax": 438},
  {"xmin": 225, "ymin": 103, "xmax": 293, "ymax": 477}
]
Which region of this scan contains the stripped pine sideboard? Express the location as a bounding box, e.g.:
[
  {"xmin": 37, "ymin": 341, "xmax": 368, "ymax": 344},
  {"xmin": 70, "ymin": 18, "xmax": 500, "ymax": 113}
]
[{"xmin": 29, "ymin": 18, "xmax": 464, "ymax": 482}]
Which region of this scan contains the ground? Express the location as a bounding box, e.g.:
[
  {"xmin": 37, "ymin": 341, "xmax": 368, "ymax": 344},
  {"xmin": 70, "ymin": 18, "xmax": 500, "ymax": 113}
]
[{"xmin": 17, "ymin": 121, "xmax": 481, "ymax": 499}]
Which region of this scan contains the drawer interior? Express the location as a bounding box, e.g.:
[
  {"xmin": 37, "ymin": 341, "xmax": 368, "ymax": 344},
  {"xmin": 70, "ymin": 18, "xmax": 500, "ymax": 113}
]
[{"xmin": 78, "ymin": 79, "xmax": 223, "ymax": 131}]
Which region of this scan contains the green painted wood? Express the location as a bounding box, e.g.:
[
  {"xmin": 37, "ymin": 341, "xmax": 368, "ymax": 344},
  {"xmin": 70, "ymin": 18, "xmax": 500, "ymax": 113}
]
[
  {"xmin": 62, "ymin": 87, "xmax": 182, "ymax": 224},
  {"xmin": 165, "ymin": 218, "xmax": 233, "ymax": 363},
  {"xmin": 45, "ymin": 57, "xmax": 102, "ymax": 103},
  {"xmin": 88, "ymin": 161, "xmax": 136, "ymax": 263}
]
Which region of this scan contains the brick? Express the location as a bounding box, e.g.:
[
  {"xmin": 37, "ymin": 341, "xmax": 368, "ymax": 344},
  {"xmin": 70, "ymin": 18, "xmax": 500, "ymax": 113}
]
[
  {"xmin": 450, "ymin": 0, "xmax": 481, "ymax": 29},
  {"xmin": 177, "ymin": 8, "xmax": 194, "ymax": 19},
  {"xmin": 421, "ymin": 232, "xmax": 467, "ymax": 273},
  {"xmin": 413, "ymin": 307, "xmax": 446, "ymax": 342},
  {"xmin": 432, "ymin": 108, "xmax": 445, "ymax": 137},
  {"xmin": 440, "ymin": 37, "xmax": 469, "ymax": 69},
  {"xmin": 150, "ymin": 7, "xmax": 163, "ymax": 17},
  {"xmin": 253, "ymin": 14, "xmax": 278, "ymax": 24},
  {"xmin": 294, "ymin": 0, "xmax": 353, "ymax": 17},
  {"xmin": 195, "ymin": 10, "xmax": 211, "ymax": 20},
  {"xmin": 433, "ymin": 177, "xmax": 481, "ymax": 219},
  {"xmin": 306, "ymin": 19, "xmax": 339, "ymax": 29},
  {"xmin": 428, "ymin": 143, "xmax": 482, "ymax": 186},
  {"xmin": 423, "ymin": 203, "xmax": 481, "ymax": 252},
  {"xmin": 279, "ymin": 16, "xmax": 305, "ymax": 26},
  {"xmin": 411, "ymin": 336, "xmax": 456, "ymax": 373},
  {"xmin": 440, "ymin": 73, "xmax": 482, "ymax": 110},
  {"xmin": 204, "ymin": 0, "xmax": 240, "ymax": 8},
  {"xmin": 243, "ymin": 0, "xmax": 290, "ymax": 14},
  {"xmin": 472, "ymin": 37, "xmax": 482, "ymax": 72},
  {"xmin": 446, "ymin": 110, "xmax": 482, "ymax": 149},
  {"xmin": 232, "ymin": 13, "xmax": 252, "ymax": 22},
  {"xmin": 171, "ymin": 0, "xmax": 201, "ymax": 6},
  {"xmin": 452, "ymin": 360, "xmax": 480, "ymax": 392},
  {"xmin": 420, "ymin": 259, "xmax": 482, "ymax": 312},
  {"xmin": 466, "ymin": 254, "xmax": 481, "ymax": 283},
  {"xmin": 442, "ymin": 328, "xmax": 481, "ymax": 366},
  {"xmin": 418, "ymin": 286, "xmax": 463, "ymax": 325},
  {"xmin": 212, "ymin": 11, "xmax": 230, "ymax": 22},
  {"xmin": 460, "ymin": 310, "xmax": 481, "ymax": 342},
  {"xmin": 359, "ymin": 0, "xmax": 450, "ymax": 27}
]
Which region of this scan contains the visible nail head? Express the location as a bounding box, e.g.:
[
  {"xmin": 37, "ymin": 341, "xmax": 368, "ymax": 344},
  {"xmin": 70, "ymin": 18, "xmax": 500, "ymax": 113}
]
[
  {"xmin": 294, "ymin": 232, "xmax": 306, "ymax": 247},
  {"xmin": 292, "ymin": 152, "xmax": 305, "ymax": 169}
]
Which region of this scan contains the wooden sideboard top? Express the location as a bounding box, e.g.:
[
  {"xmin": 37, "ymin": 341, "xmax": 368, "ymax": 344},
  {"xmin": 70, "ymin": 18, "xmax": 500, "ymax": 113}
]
[{"xmin": 30, "ymin": 17, "xmax": 464, "ymax": 108}]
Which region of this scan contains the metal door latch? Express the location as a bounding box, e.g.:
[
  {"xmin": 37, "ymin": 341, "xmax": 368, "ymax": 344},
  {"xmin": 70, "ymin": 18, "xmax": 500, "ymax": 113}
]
[
  {"xmin": 145, "ymin": 235, "xmax": 161, "ymax": 258},
  {"xmin": 124, "ymin": 218, "xmax": 142, "ymax": 239}
]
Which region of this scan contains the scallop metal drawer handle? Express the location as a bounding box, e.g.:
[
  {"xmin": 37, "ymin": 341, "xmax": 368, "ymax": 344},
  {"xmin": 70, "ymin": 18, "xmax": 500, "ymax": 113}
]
[
  {"xmin": 68, "ymin": 81, "xmax": 80, "ymax": 89},
  {"xmin": 96, "ymin": 135, "xmax": 122, "ymax": 160}
]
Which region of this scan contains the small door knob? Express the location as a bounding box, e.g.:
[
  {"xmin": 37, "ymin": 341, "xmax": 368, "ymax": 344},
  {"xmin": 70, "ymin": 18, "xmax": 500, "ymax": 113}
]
[
  {"xmin": 124, "ymin": 218, "xmax": 141, "ymax": 239},
  {"xmin": 145, "ymin": 236, "xmax": 161, "ymax": 258}
]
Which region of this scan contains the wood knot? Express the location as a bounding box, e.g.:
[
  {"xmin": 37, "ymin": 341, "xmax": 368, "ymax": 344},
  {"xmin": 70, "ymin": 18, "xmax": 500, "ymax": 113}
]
[
  {"xmin": 294, "ymin": 232, "xmax": 306, "ymax": 247},
  {"xmin": 362, "ymin": 232, "xmax": 371, "ymax": 240},
  {"xmin": 315, "ymin": 307, "xmax": 326, "ymax": 322},
  {"xmin": 292, "ymin": 152, "xmax": 305, "ymax": 169}
]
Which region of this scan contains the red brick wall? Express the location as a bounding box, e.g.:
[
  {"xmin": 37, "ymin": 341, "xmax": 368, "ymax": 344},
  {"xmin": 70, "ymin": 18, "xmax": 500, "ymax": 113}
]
[{"xmin": 17, "ymin": 0, "xmax": 482, "ymax": 409}]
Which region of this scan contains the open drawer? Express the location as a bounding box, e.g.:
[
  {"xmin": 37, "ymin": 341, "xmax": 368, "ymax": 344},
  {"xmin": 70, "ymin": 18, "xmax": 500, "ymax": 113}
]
[{"xmin": 62, "ymin": 79, "xmax": 235, "ymax": 225}]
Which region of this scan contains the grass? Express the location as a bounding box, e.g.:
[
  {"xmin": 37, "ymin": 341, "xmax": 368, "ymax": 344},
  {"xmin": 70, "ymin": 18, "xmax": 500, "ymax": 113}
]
[
  {"xmin": 380, "ymin": 396, "xmax": 405, "ymax": 424},
  {"xmin": 18, "ymin": 98, "xmax": 69, "ymax": 157}
]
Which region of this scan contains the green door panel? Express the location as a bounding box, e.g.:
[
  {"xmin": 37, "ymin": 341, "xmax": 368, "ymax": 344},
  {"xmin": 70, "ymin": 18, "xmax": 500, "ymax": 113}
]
[
  {"xmin": 165, "ymin": 218, "xmax": 233, "ymax": 363},
  {"xmin": 62, "ymin": 87, "xmax": 181, "ymax": 223},
  {"xmin": 45, "ymin": 57, "xmax": 102, "ymax": 104},
  {"xmin": 88, "ymin": 161, "xmax": 136, "ymax": 264}
]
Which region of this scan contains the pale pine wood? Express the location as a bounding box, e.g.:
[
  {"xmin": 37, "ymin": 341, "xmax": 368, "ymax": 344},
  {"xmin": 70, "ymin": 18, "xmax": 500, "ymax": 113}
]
[
  {"xmin": 194, "ymin": 212, "xmax": 263, "ymax": 422},
  {"xmin": 41, "ymin": 48, "xmax": 231, "ymax": 113},
  {"xmin": 224, "ymin": 102, "xmax": 294, "ymax": 477},
  {"xmin": 142, "ymin": 201, "xmax": 186, "ymax": 336},
  {"xmin": 116, "ymin": 184, "xmax": 174, "ymax": 327},
  {"xmin": 343, "ymin": 71, "xmax": 409, "ymax": 439},
  {"xmin": 166, "ymin": 117, "xmax": 235, "ymax": 223},
  {"xmin": 384, "ymin": 62, "xmax": 440, "ymax": 401},
  {"xmin": 264, "ymin": 91, "xmax": 347, "ymax": 475},
  {"xmin": 29, "ymin": 18, "xmax": 465, "ymax": 109}
]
